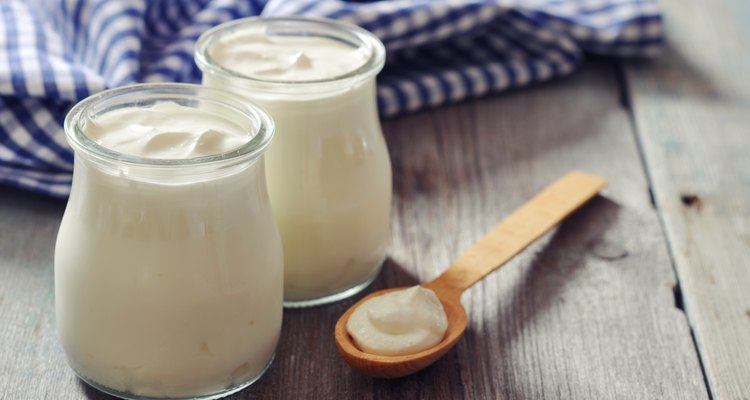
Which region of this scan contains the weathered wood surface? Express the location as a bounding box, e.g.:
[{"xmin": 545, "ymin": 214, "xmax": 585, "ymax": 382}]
[
  {"xmin": 622, "ymin": 0, "xmax": 750, "ymax": 398},
  {"xmin": 0, "ymin": 60, "xmax": 708, "ymax": 399}
]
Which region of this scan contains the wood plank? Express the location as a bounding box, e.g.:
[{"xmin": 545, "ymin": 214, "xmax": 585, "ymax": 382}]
[
  {"xmin": 0, "ymin": 60, "xmax": 707, "ymax": 399},
  {"xmin": 622, "ymin": 0, "xmax": 750, "ymax": 398},
  {"xmin": 0, "ymin": 189, "xmax": 71, "ymax": 398}
]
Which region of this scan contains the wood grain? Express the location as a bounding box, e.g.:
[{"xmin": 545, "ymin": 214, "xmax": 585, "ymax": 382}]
[
  {"xmin": 0, "ymin": 61, "xmax": 707, "ymax": 399},
  {"xmin": 0, "ymin": 189, "xmax": 69, "ymax": 399},
  {"xmin": 623, "ymin": 0, "xmax": 750, "ymax": 398}
]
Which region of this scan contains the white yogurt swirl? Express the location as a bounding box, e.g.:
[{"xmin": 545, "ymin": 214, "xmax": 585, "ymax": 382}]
[
  {"xmin": 209, "ymin": 29, "xmax": 369, "ymax": 81},
  {"xmin": 84, "ymin": 101, "xmax": 249, "ymax": 158},
  {"xmin": 346, "ymin": 286, "xmax": 449, "ymax": 356}
]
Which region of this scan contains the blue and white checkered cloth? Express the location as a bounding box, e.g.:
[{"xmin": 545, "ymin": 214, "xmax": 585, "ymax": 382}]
[{"xmin": 0, "ymin": 0, "xmax": 663, "ymax": 198}]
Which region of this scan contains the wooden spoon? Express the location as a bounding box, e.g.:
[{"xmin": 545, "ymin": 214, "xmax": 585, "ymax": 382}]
[{"xmin": 334, "ymin": 171, "xmax": 607, "ymax": 378}]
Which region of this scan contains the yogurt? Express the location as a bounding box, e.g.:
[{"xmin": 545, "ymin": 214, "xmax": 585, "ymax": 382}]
[
  {"xmin": 197, "ymin": 17, "xmax": 391, "ymax": 306},
  {"xmin": 209, "ymin": 33, "xmax": 369, "ymax": 81},
  {"xmin": 83, "ymin": 102, "xmax": 249, "ymax": 159},
  {"xmin": 56, "ymin": 85, "xmax": 283, "ymax": 399},
  {"xmin": 346, "ymin": 286, "xmax": 449, "ymax": 356}
]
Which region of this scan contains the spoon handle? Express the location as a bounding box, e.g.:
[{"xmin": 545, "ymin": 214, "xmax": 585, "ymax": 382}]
[{"xmin": 426, "ymin": 171, "xmax": 606, "ymax": 294}]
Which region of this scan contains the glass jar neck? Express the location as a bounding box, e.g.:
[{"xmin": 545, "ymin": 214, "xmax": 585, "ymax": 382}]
[{"xmin": 72, "ymin": 154, "xmax": 264, "ymax": 186}]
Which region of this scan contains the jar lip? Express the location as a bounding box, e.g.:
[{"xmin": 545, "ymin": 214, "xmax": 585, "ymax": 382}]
[
  {"xmin": 64, "ymin": 83, "xmax": 275, "ymax": 168},
  {"xmin": 194, "ymin": 16, "xmax": 386, "ymax": 87}
]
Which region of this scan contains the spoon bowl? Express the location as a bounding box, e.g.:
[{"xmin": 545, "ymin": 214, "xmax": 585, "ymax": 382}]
[
  {"xmin": 334, "ymin": 284, "xmax": 466, "ymax": 378},
  {"xmin": 334, "ymin": 171, "xmax": 607, "ymax": 378}
]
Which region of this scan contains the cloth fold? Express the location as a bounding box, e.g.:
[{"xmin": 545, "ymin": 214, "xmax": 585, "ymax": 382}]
[{"xmin": 0, "ymin": 0, "xmax": 663, "ymax": 197}]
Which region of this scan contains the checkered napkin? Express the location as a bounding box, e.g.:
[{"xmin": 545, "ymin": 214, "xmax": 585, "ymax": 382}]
[{"xmin": 0, "ymin": 0, "xmax": 663, "ymax": 198}]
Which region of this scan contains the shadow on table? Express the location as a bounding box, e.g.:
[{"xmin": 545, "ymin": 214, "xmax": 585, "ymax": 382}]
[
  {"xmin": 492, "ymin": 195, "xmax": 622, "ymax": 338},
  {"xmin": 456, "ymin": 195, "xmax": 621, "ymax": 398},
  {"xmin": 77, "ymin": 379, "xmax": 117, "ymax": 400}
]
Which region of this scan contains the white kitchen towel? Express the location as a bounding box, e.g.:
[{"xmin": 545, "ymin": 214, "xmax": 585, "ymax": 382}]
[{"xmin": 0, "ymin": 0, "xmax": 663, "ymax": 197}]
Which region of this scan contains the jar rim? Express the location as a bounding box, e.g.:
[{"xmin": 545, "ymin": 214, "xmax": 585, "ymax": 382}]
[
  {"xmin": 64, "ymin": 83, "xmax": 275, "ymax": 168},
  {"xmin": 194, "ymin": 16, "xmax": 386, "ymax": 88}
]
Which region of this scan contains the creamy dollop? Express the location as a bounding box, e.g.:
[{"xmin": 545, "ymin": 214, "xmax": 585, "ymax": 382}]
[
  {"xmin": 210, "ymin": 28, "xmax": 369, "ymax": 81},
  {"xmin": 84, "ymin": 102, "xmax": 249, "ymax": 158},
  {"xmin": 346, "ymin": 286, "xmax": 448, "ymax": 356}
]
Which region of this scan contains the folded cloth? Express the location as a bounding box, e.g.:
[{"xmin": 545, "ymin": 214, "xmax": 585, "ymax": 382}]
[{"xmin": 0, "ymin": 0, "xmax": 663, "ymax": 198}]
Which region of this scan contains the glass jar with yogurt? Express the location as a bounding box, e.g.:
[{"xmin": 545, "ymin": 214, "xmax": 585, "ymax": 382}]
[
  {"xmin": 195, "ymin": 17, "xmax": 391, "ymax": 307},
  {"xmin": 55, "ymin": 83, "xmax": 282, "ymax": 399}
]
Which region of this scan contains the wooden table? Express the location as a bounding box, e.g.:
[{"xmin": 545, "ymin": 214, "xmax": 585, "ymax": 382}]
[{"xmin": 1, "ymin": 1, "xmax": 748, "ymax": 398}]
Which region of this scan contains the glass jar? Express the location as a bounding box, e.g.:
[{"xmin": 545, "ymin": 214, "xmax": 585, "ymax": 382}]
[
  {"xmin": 195, "ymin": 17, "xmax": 392, "ymax": 307},
  {"xmin": 55, "ymin": 83, "xmax": 282, "ymax": 400}
]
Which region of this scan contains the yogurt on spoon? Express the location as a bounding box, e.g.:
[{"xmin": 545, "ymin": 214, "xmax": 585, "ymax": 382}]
[{"xmin": 346, "ymin": 286, "xmax": 449, "ymax": 356}]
